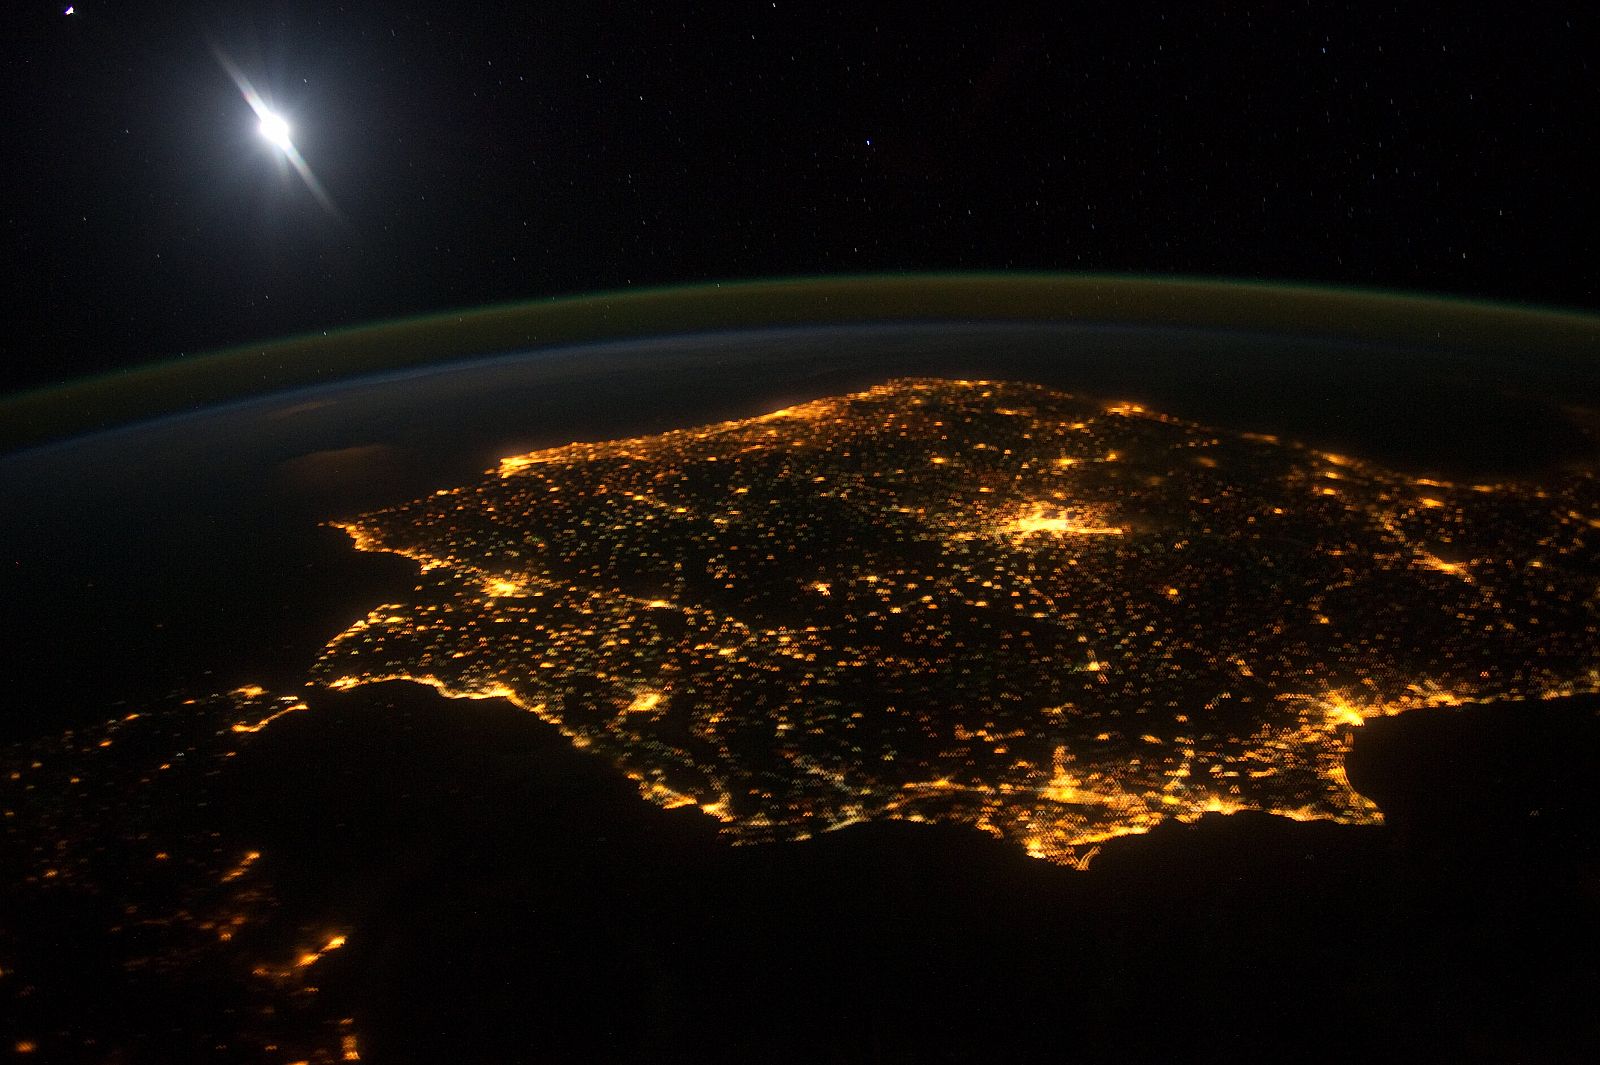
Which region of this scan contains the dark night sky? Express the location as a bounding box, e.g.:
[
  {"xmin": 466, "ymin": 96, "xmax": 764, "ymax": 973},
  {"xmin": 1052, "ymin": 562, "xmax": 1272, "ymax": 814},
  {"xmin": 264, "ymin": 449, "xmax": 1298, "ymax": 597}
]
[{"xmin": 2, "ymin": 2, "xmax": 1593, "ymax": 394}]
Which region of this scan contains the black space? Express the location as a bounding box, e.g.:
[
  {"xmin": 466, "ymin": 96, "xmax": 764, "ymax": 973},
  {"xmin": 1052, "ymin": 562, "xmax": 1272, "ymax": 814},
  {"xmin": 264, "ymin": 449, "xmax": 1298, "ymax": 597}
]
[{"xmin": 3, "ymin": 3, "xmax": 1594, "ymax": 393}]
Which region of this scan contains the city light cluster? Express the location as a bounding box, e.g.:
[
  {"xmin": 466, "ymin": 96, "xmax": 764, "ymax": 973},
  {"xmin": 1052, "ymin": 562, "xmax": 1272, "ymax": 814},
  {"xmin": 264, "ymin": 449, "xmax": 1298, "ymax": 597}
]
[{"xmin": 313, "ymin": 378, "xmax": 1600, "ymax": 865}]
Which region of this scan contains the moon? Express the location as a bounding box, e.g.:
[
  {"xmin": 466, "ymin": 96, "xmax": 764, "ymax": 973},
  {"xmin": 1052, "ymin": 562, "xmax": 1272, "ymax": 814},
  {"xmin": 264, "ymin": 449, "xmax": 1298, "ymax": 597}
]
[
  {"xmin": 258, "ymin": 111, "xmax": 294, "ymax": 153},
  {"xmin": 212, "ymin": 45, "xmax": 339, "ymax": 216}
]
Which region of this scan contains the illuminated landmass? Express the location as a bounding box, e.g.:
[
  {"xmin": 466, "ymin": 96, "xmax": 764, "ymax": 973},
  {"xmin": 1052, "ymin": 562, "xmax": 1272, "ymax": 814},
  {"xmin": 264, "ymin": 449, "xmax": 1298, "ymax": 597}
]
[
  {"xmin": 0, "ymin": 688, "xmax": 357, "ymax": 1061},
  {"xmin": 313, "ymin": 378, "xmax": 1600, "ymax": 865}
]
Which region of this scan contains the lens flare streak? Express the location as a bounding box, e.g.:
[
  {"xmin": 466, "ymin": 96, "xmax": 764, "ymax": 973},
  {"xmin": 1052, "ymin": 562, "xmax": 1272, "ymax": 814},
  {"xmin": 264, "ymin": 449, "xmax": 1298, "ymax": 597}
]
[{"xmin": 213, "ymin": 47, "xmax": 338, "ymax": 216}]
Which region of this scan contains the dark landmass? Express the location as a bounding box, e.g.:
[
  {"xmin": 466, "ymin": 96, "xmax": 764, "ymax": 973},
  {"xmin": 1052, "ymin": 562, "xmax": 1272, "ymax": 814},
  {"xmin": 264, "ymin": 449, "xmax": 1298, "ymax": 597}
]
[
  {"xmin": 313, "ymin": 378, "xmax": 1600, "ymax": 861},
  {"xmin": 5, "ymin": 326, "xmax": 1599, "ymax": 740},
  {"xmin": 5, "ymin": 343, "xmax": 1600, "ymax": 1061}
]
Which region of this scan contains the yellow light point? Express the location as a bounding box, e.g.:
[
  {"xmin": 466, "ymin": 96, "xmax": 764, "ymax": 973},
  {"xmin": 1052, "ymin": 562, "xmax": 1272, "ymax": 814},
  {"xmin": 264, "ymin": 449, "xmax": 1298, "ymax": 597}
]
[
  {"xmin": 231, "ymin": 702, "xmax": 307, "ymax": 733},
  {"xmin": 625, "ymin": 691, "xmax": 663, "ymax": 714},
  {"xmin": 1041, "ymin": 773, "xmax": 1097, "ymax": 805},
  {"xmin": 1005, "ymin": 505, "xmax": 1123, "ymax": 537},
  {"xmin": 221, "ymin": 850, "xmax": 261, "ymax": 883},
  {"xmin": 1105, "ymin": 402, "xmax": 1146, "ymax": 416},
  {"xmin": 1067, "ymin": 845, "xmax": 1102, "ymax": 871},
  {"xmin": 484, "ymin": 577, "xmax": 523, "ymax": 597},
  {"xmin": 1324, "ymin": 693, "xmax": 1366, "ymax": 728},
  {"xmin": 329, "ymin": 521, "xmax": 383, "ymax": 553},
  {"xmin": 753, "ymin": 396, "xmax": 835, "ymax": 423},
  {"xmin": 497, "ymin": 454, "xmax": 539, "ymax": 477},
  {"xmin": 1416, "ymin": 554, "xmax": 1470, "ymax": 578},
  {"xmin": 342, "ymin": 1034, "xmax": 361, "ymax": 1062},
  {"xmin": 324, "ymin": 673, "xmax": 515, "ymax": 702},
  {"xmin": 297, "ymin": 933, "xmax": 348, "ymax": 968},
  {"xmin": 811, "ymin": 581, "xmax": 832, "ymax": 595},
  {"xmin": 1418, "ymin": 497, "xmax": 1446, "ymax": 508},
  {"xmin": 233, "ymin": 684, "xmax": 267, "ymax": 699}
]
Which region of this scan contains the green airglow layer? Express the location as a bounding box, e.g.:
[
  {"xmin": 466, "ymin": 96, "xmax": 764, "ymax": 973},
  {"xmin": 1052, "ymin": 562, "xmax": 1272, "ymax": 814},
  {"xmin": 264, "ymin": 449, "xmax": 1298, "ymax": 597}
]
[{"xmin": 4, "ymin": 272, "xmax": 1598, "ymax": 451}]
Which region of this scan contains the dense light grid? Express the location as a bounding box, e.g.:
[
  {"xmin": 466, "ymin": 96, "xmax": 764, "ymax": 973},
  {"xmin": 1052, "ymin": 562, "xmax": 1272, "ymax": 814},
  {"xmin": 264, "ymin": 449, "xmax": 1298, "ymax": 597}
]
[{"xmin": 316, "ymin": 379, "xmax": 1600, "ymax": 865}]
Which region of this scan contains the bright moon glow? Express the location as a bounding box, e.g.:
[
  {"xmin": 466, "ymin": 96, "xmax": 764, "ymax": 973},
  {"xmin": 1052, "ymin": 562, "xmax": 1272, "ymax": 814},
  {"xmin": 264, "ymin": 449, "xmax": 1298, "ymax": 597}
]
[
  {"xmin": 258, "ymin": 112, "xmax": 293, "ymax": 152},
  {"xmin": 213, "ymin": 45, "xmax": 339, "ymax": 216}
]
